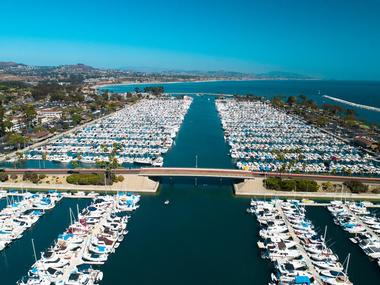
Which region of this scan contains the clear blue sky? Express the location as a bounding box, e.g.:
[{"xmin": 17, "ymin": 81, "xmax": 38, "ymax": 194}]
[{"xmin": 0, "ymin": 0, "xmax": 379, "ymax": 80}]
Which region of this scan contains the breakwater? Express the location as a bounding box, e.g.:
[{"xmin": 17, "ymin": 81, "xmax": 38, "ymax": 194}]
[{"xmin": 323, "ymin": 95, "xmax": 380, "ymax": 113}]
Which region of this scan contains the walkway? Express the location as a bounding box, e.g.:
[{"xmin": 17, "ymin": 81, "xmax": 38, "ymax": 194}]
[{"xmin": 276, "ymin": 201, "xmax": 323, "ymax": 285}]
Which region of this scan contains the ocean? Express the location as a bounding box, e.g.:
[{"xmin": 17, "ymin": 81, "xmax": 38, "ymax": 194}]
[{"xmin": 102, "ymin": 80, "xmax": 380, "ymax": 124}]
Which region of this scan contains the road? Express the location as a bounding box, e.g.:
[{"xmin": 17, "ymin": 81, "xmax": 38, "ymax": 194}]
[{"xmin": 3, "ymin": 167, "xmax": 380, "ymax": 184}]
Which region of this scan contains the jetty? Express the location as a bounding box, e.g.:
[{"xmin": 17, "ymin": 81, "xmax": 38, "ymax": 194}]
[{"xmin": 323, "ymin": 95, "xmax": 380, "ymax": 113}]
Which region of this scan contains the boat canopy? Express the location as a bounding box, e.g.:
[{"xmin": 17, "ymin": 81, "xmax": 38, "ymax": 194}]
[{"xmin": 294, "ymin": 276, "xmax": 310, "ymax": 285}]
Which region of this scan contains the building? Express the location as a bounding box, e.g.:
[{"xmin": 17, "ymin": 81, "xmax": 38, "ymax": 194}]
[
  {"xmin": 353, "ymin": 136, "xmax": 378, "ymax": 150},
  {"xmin": 7, "ymin": 115, "xmax": 25, "ymax": 133},
  {"xmin": 37, "ymin": 108, "xmax": 63, "ymax": 124}
]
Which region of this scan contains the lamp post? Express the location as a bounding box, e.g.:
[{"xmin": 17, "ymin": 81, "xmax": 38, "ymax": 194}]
[{"xmin": 195, "ymin": 154, "xmax": 198, "ymax": 187}]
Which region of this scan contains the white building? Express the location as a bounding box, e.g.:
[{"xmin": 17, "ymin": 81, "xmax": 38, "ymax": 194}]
[{"xmin": 37, "ymin": 108, "xmax": 63, "ymax": 124}]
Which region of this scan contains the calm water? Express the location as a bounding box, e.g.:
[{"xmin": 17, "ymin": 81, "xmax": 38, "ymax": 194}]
[
  {"xmin": 100, "ymin": 95, "xmax": 271, "ymax": 284},
  {"xmin": 1, "ymin": 85, "xmax": 380, "ymax": 284},
  {"xmin": 307, "ymin": 207, "xmax": 380, "ymax": 284},
  {"xmin": 0, "ymin": 199, "xmax": 90, "ymax": 284},
  {"xmin": 103, "ymin": 80, "xmax": 380, "ymax": 123}
]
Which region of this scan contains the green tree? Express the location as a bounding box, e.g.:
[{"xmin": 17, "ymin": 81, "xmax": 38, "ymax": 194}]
[
  {"xmin": 0, "ymin": 100, "xmax": 5, "ymax": 136},
  {"xmin": 7, "ymin": 133, "xmax": 29, "ymax": 149},
  {"xmin": 287, "ymin": 96, "xmax": 297, "ymax": 105},
  {"xmin": 21, "ymin": 104, "xmax": 37, "ymax": 129},
  {"xmin": 298, "ymin": 94, "xmax": 307, "ymax": 104},
  {"xmin": 72, "ymin": 113, "xmax": 82, "ymax": 125}
]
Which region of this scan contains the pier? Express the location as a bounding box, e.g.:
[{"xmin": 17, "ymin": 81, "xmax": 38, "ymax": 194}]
[
  {"xmin": 276, "ymin": 201, "xmax": 323, "ymax": 285},
  {"xmin": 344, "ymin": 204, "xmax": 380, "ymax": 237}
]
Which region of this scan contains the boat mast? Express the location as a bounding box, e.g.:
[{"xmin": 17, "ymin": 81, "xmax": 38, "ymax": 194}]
[
  {"xmin": 31, "ymin": 239, "xmax": 37, "ymax": 263},
  {"xmin": 76, "ymin": 204, "xmax": 80, "ymax": 220},
  {"xmin": 345, "ymin": 253, "xmax": 351, "ymax": 275}
]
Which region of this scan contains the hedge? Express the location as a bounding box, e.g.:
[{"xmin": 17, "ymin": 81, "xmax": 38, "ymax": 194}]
[{"xmin": 264, "ymin": 177, "xmax": 319, "ymax": 192}]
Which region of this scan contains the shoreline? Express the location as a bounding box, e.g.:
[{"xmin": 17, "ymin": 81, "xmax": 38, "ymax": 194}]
[
  {"xmin": 92, "ymin": 78, "xmax": 321, "ymax": 90},
  {"xmin": 92, "ymin": 79, "xmax": 231, "ymax": 89}
]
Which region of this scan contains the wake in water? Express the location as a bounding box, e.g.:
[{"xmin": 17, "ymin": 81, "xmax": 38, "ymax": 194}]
[{"xmin": 323, "ymin": 95, "xmax": 380, "ymax": 113}]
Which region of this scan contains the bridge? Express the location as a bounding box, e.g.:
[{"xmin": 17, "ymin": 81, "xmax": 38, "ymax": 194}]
[{"xmin": 3, "ymin": 167, "xmax": 380, "ymax": 184}]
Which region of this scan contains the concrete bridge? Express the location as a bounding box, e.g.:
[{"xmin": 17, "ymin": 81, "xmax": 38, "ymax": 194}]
[{"xmin": 3, "ymin": 167, "xmax": 380, "ymax": 184}]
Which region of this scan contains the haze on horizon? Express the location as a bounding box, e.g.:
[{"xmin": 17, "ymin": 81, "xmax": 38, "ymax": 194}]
[{"xmin": 0, "ymin": 0, "xmax": 379, "ymax": 80}]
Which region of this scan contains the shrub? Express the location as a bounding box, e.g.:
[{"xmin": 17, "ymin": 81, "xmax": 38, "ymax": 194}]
[
  {"xmin": 10, "ymin": 174, "xmax": 18, "ymax": 180},
  {"xmin": 280, "ymin": 179, "xmax": 297, "ymax": 191},
  {"xmin": 372, "ymin": 188, "xmax": 380, "ymax": 194},
  {"xmin": 264, "ymin": 177, "xmax": 319, "ymax": 192},
  {"xmin": 264, "ymin": 177, "xmax": 282, "ymax": 190},
  {"xmin": 23, "ymin": 172, "xmax": 40, "ymax": 184},
  {"xmin": 66, "ymin": 173, "xmax": 111, "ymax": 185},
  {"xmin": 0, "ymin": 173, "xmax": 9, "ymax": 182},
  {"xmin": 39, "ymin": 174, "xmax": 47, "ymax": 180},
  {"xmin": 117, "ymin": 175, "xmax": 124, "ymax": 182},
  {"xmin": 295, "ymin": 179, "xmax": 319, "ymax": 192},
  {"xmin": 344, "ymin": 181, "xmax": 368, "ymax": 194}
]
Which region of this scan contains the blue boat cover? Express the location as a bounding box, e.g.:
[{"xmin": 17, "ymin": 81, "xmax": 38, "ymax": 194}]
[{"xmin": 295, "ymin": 276, "xmax": 310, "ymax": 285}]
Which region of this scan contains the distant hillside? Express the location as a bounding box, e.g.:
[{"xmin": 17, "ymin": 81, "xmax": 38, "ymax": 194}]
[
  {"xmin": 0, "ymin": 61, "xmax": 27, "ymax": 69},
  {"xmin": 57, "ymin": 63, "xmax": 96, "ymax": 72},
  {"xmin": 254, "ymin": 71, "xmax": 315, "ymax": 80}
]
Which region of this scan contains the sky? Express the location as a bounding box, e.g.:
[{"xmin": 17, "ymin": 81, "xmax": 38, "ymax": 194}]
[{"xmin": 0, "ymin": 0, "xmax": 379, "ymax": 80}]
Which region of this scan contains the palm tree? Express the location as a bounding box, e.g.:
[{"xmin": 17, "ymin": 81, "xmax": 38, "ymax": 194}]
[{"xmin": 41, "ymin": 152, "xmax": 47, "ymax": 169}]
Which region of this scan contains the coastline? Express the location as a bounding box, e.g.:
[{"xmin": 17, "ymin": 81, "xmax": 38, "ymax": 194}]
[
  {"xmin": 92, "ymin": 78, "xmax": 320, "ymax": 90},
  {"xmin": 92, "ymin": 79, "xmax": 232, "ymax": 90}
]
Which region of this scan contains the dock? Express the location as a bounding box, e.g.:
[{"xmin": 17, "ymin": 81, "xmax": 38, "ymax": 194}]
[
  {"xmin": 276, "ymin": 201, "xmax": 323, "ymax": 285},
  {"xmin": 344, "ymin": 204, "xmax": 380, "ymax": 238}
]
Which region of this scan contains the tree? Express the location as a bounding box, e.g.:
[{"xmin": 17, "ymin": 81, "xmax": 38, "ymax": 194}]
[
  {"xmin": 287, "ymin": 96, "xmax": 297, "ymax": 106},
  {"xmin": 0, "ymin": 100, "xmax": 5, "ymax": 137},
  {"xmin": 344, "ymin": 181, "xmax": 368, "ymax": 193},
  {"xmin": 263, "ymin": 177, "xmax": 282, "ymax": 190},
  {"xmin": 295, "ymin": 179, "xmax": 319, "ymax": 192},
  {"xmin": 280, "ymin": 180, "xmax": 297, "ymax": 191},
  {"xmin": 41, "ymin": 152, "xmax": 47, "ymax": 168},
  {"xmin": 143, "ymin": 86, "xmax": 164, "ymax": 95},
  {"xmin": 7, "ymin": 133, "xmax": 29, "ymax": 149},
  {"xmin": 0, "ymin": 172, "xmax": 8, "ymax": 182},
  {"xmin": 271, "ymin": 96, "xmax": 283, "ymax": 107},
  {"xmin": 298, "ymin": 94, "xmax": 307, "ymax": 104},
  {"xmin": 71, "ymin": 113, "xmax": 82, "ymax": 125},
  {"xmin": 21, "ymin": 104, "xmax": 37, "ymax": 129},
  {"xmin": 345, "ymin": 108, "xmax": 356, "ymax": 119},
  {"xmin": 71, "ymin": 160, "xmax": 80, "ymax": 168}
]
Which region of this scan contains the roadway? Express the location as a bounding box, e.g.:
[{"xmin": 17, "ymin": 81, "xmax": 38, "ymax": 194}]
[{"xmin": 2, "ymin": 167, "xmax": 380, "ymax": 184}]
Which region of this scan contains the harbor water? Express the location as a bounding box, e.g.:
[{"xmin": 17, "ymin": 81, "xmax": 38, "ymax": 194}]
[
  {"xmin": 1, "ymin": 83, "xmax": 380, "ymax": 284},
  {"xmin": 103, "ymin": 80, "xmax": 380, "ymax": 124}
]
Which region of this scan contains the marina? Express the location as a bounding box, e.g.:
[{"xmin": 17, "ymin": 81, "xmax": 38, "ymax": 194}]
[
  {"xmin": 328, "ymin": 201, "xmax": 380, "ymax": 266},
  {"xmin": 0, "ymin": 192, "xmax": 62, "ymax": 252},
  {"xmin": 18, "ymin": 193, "xmax": 140, "ymax": 284},
  {"xmin": 1, "ymin": 90, "xmax": 380, "ymax": 284},
  {"xmin": 249, "ymin": 199, "xmax": 352, "ymax": 285},
  {"xmin": 24, "ymin": 97, "xmax": 192, "ymax": 167},
  {"xmin": 1, "ymin": 0, "xmax": 380, "ymax": 282},
  {"xmin": 216, "ymin": 98, "xmax": 380, "ymax": 175}
]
